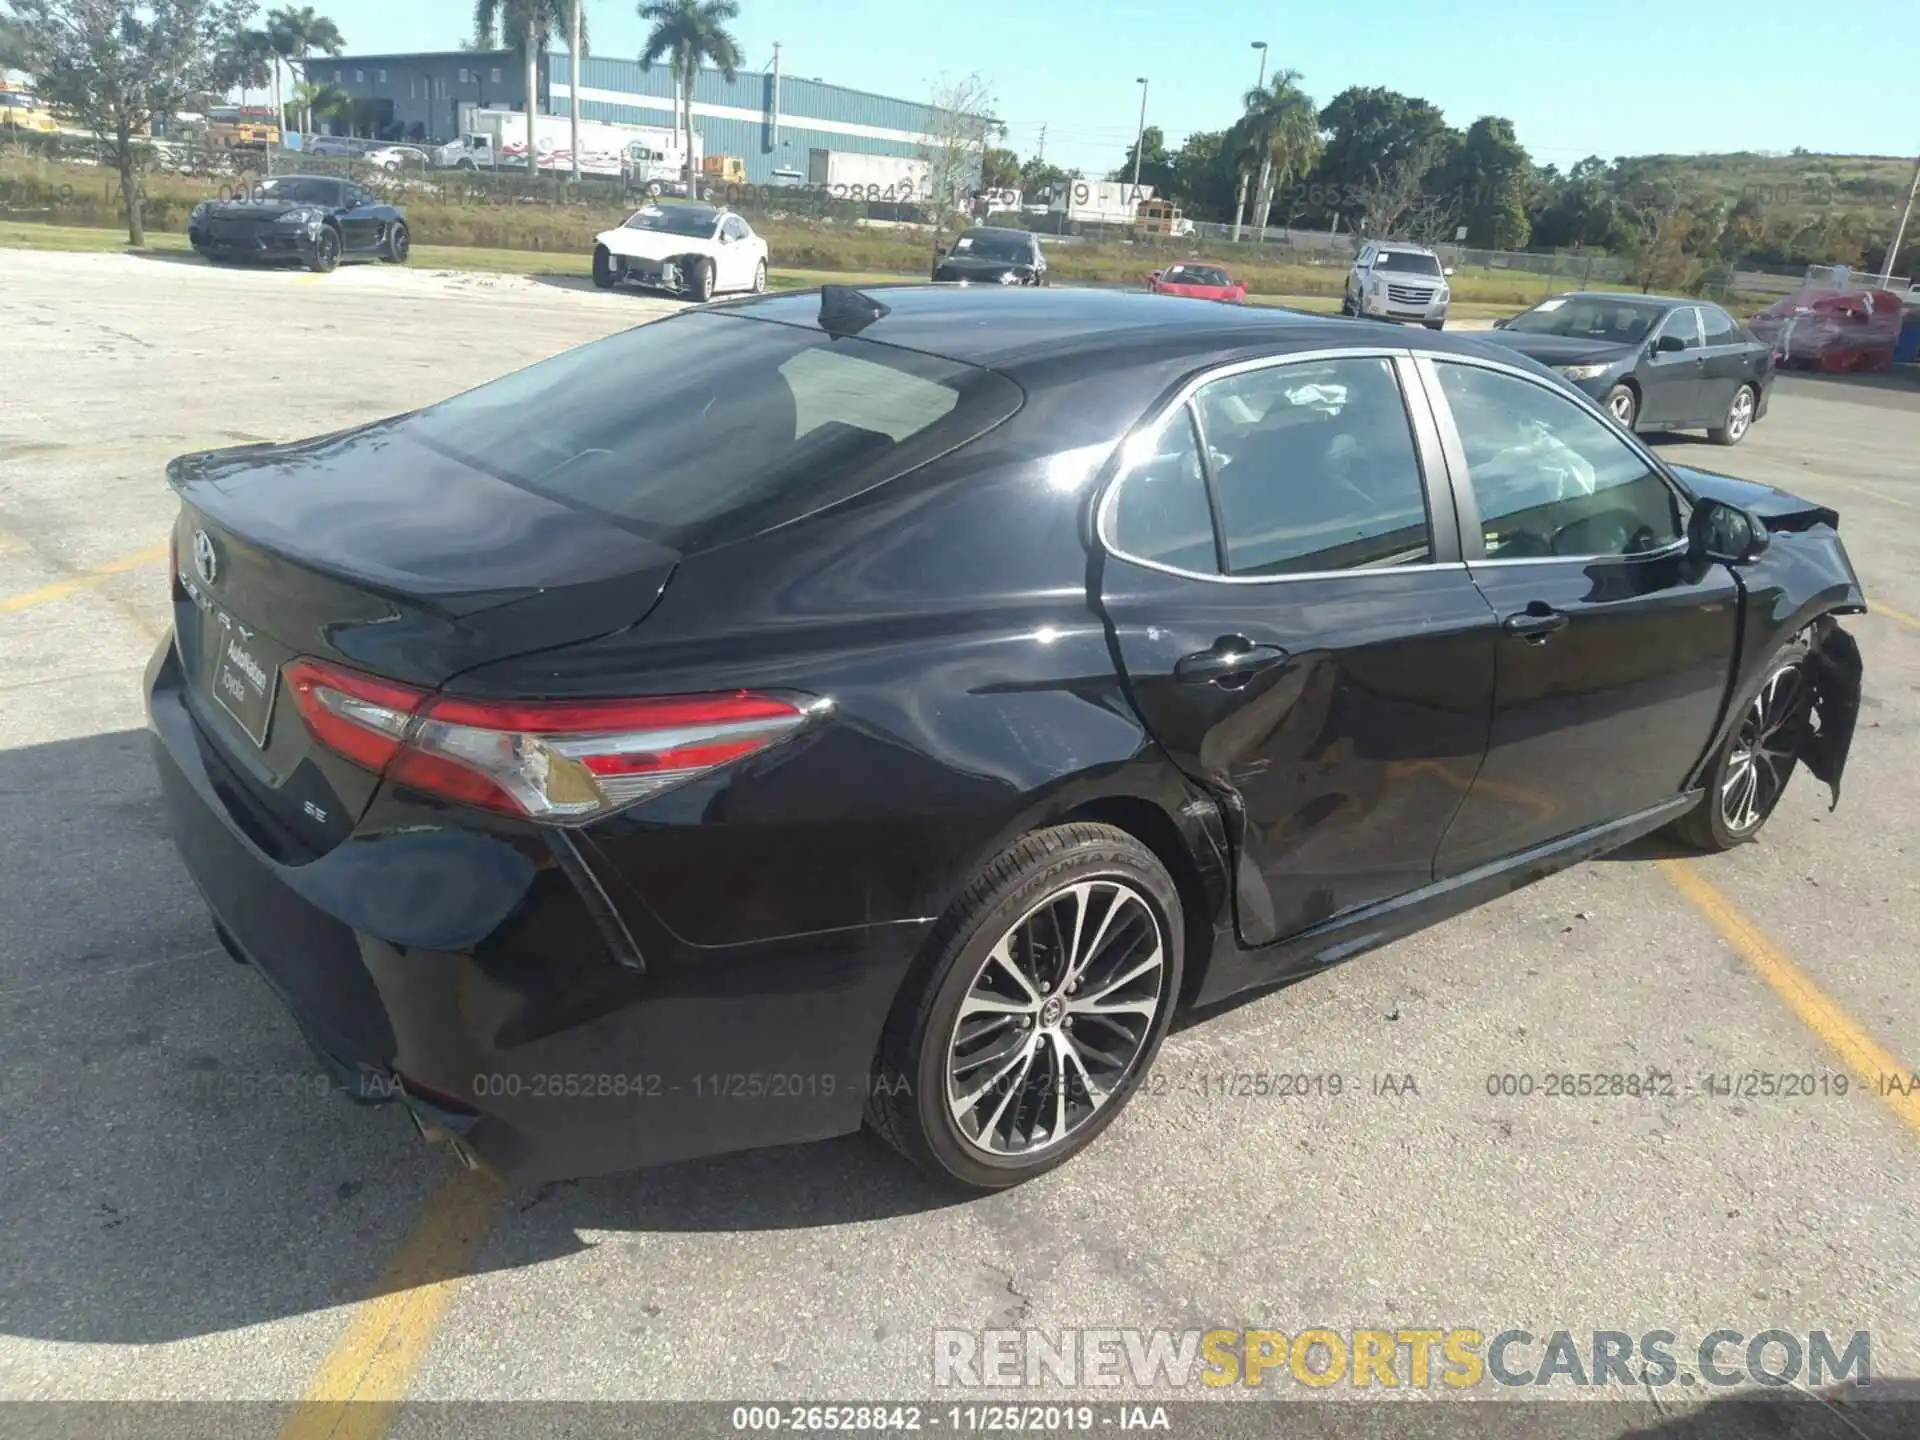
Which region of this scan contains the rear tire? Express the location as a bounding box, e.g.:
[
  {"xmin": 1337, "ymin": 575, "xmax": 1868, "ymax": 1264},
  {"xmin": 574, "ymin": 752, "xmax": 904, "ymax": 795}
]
[
  {"xmin": 867, "ymin": 823, "xmax": 1183, "ymax": 1192},
  {"xmin": 751, "ymin": 258, "xmax": 767, "ymax": 293},
  {"xmin": 1602, "ymin": 382, "xmax": 1638, "ymax": 429},
  {"xmin": 1708, "ymin": 383, "xmax": 1756, "ymax": 445},
  {"xmin": 1669, "ymin": 631, "xmax": 1814, "ymax": 852}
]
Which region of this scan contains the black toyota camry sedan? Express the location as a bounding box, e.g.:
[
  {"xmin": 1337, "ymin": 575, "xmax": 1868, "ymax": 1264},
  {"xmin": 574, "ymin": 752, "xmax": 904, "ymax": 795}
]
[
  {"xmin": 146, "ymin": 286, "xmax": 1864, "ymax": 1191},
  {"xmin": 1479, "ymin": 292, "xmax": 1774, "ymax": 444},
  {"xmin": 932, "ymin": 226, "xmax": 1047, "ymax": 285},
  {"xmin": 188, "ymin": 175, "xmax": 410, "ymax": 272}
]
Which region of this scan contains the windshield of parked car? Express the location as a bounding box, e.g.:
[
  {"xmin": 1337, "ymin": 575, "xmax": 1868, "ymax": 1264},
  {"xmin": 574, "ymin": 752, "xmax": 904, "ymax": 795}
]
[
  {"xmin": 624, "ymin": 205, "xmax": 720, "ymax": 237},
  {"xmin": 249, "ymin": 177, "xmax": 341, "ymax": 206},
  {"xmin": 1505, "ymin": 296, "xmax": 1668, "ymax": 343},
  {"xmin": 951, "ymin": 232, "xmax": 1032, "ymax": 264},
  {"xmin": 1165, "ymin": 265, "xmax": 1230, "ymax": 286},
  {"xmin": 407, "ymin": 312, "xmax": 1025, "ymax": 551},
  {"xmin": 1374, "ymin": 251, "xmax": 1442, "ymax": 276}
]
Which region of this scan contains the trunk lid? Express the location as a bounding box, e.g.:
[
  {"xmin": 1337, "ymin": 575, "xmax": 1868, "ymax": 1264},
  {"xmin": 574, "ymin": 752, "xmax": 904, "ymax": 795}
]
[{"xmin": 166, "ymin": 423, "xmax": 678, "ymax": 852}]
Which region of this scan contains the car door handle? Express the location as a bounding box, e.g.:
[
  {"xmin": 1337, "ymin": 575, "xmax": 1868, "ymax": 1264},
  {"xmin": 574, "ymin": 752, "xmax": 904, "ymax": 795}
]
[
  {"xmin": 1175, "ymin": 639, "xmax": 1288, "ymax": 687},
  {"xmin": 1503, "ymin": 606, "xmax": 1569, "ymax": 641}
]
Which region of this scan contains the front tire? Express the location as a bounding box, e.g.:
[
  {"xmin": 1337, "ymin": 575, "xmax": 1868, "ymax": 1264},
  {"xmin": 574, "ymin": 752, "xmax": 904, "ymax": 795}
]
[
  {"xmin": 1709, "ymin": 383, "xmax": 1757, "ymax": 445},
  {"xmin": 381, "ymin": 221, "xmax": 410, "ymax": 264},
  {"xmin": 867, "ymin": 823, "xmax": 1183, "ymax": 1191},
  {"xmin": 1602, "ymin": 382, "xmax": 1638, "ymax": 429},
  {"xmin": 686, "ymin": 255, "xmax": 715, "ymax": 302},
  {"xmin": 1669, "ymin": 632, "xmax": 1814, "ymax": 852},
  {"xmin": 307, "ymin": 226, "xmax": 340, "ymax": 273},
  {"xmin": 591, "ymin": 244, "xmax": 619, "ymax": 289}
]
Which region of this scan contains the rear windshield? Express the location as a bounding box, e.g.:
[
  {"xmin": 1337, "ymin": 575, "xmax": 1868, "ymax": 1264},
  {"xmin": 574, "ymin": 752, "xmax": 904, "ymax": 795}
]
[{"xmin": 406, "ymin": 311, "xmax": 1023, "ymax": 549}]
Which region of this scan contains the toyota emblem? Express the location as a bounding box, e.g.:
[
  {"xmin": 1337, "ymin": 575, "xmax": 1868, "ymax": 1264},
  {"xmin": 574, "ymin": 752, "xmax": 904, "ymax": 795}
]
[{"xmin": 192, "ymin": 529, "xmax": 218, "ymax": 587}]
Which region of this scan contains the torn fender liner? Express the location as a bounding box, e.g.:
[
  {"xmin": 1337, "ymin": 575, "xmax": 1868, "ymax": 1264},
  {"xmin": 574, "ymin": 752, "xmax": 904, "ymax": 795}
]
[{"xmin": 1801, "ymin": 615, "xmax": 1863, "ymax": 810}]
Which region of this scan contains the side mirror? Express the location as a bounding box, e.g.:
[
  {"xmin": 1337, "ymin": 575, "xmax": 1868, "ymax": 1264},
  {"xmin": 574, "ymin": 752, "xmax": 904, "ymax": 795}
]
[
  {"xmin": 1688, "ymin": 499, "xmax": 1770, "ymax": 565},
  {"xmin": 1491, "ymin": 316, "xmax": 1509, "ymax": 329},
  {"xmin": 1654, "ymin": 333, "xmax": 1687, "ymax": 354}
]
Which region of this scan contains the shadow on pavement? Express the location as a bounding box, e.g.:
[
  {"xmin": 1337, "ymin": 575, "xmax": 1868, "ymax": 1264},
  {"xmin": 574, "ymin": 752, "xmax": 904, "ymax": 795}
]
[{"xmin": 0, "ymin": 728, "xmax": 964, "ymax": 1347}]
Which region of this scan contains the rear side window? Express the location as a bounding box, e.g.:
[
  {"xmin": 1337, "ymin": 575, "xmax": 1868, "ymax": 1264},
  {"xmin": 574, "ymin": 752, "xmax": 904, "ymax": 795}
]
[
  {"xmin": 1106, "ymin": 408, "xmax": 1217, "ymax": 574},
  {"xmin": 1700, "ymin": 306, "xmax": 1737, "ymax": 343},
  {"xmin": 405, "ymin": 312, "xmax": 1022, "ymax": 550},
  {"xmin": 1195, "ymin": 356, "xmax": 1433, "ymax": 576}
]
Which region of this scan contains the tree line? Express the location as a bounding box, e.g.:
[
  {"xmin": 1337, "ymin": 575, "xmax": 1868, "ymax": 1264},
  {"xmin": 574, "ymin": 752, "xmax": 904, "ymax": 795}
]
[{"xmin": 983, "ymin": 79, "xmax": 1914, "ymax": 283}]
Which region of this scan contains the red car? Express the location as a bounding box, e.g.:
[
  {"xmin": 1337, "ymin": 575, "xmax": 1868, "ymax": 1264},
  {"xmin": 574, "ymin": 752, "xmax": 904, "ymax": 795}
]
[
  {"xmin": 1145, "ymin": 261, "xmax": 1246, "ymax": 303},
  {"xmin": 1748, "ymin": 288, "xmax": 1902, "ymax": 372}
]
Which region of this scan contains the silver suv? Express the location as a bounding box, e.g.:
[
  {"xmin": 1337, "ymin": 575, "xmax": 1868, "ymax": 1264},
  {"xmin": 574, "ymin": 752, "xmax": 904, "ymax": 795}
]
[{"xmin": 1342, "ymin": 242, "xmax": 1451, "ymax": 329}]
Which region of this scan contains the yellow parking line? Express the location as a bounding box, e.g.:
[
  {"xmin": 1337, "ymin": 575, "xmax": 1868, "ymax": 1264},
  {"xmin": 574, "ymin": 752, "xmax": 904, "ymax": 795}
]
[
  {"xmin": 278, "ymin": 1168, "xmax": 505, "ymax": 1440},
  {"xmin": 1871, "ymin": 600, "xmax": 1920, "ymax": 632},
  {"xmin": 0, "ymin": 542, "xmax": 169, "ymax": 616},
  {"xmin": 1660, "ymin": 859, "xmax": 1920, "ymax": 1137}
]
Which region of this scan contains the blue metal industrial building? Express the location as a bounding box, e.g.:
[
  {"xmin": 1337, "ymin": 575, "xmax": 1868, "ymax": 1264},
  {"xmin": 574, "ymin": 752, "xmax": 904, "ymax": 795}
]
[{"xmin": 306, "ymin": 50, "xmax": 981, "ymax": 190}]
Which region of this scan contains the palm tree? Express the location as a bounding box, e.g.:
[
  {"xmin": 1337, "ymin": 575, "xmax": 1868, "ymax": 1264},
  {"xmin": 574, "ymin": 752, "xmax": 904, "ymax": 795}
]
[
  {"xmin": 216, "ymin": 30, "xmax": 276, "ymax": 114},
  {"xmin": 638, "ymin": 0, "xmax": 742, "ymax": 201},
  {"xmin": 265, "ymin": 7, "xmax": 346, "ymax": 136},
  {"xmin": 1229, "ymin": 70, "xmax": 1321, "ymax": 244},
  {"xmin": 475, "ymin": 0, "xmax": 586, "ymax": 178}
]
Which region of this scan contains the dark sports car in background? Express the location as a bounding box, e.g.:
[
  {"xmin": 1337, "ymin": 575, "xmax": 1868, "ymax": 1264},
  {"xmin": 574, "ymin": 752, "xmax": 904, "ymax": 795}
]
[
  {"xmin": 188, "ymin": 175, "xmax": 411, "ymax": 273},
  {"xmin": 1146, "ymin": 262, "xmax": 1246, "ymax": 303},
  {"xmin": 932, "ymin": 226, "xmax": 1047, "ymax": 285},
  {"xmin": 1479, "ymin": 292, "xmax": 1773, "ymax": 444},
  {"xmin": 147, "ymin": 286, "xmax": 1863, "ymax": 1193}
]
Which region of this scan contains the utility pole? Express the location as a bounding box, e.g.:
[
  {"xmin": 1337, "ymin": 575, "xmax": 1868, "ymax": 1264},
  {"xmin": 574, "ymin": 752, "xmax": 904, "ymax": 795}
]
[
  {"xmin": 1882, "ymin": 150, "xmax": 1920, "ymax": 286},
  {"xmin": 770, "ymin": 41, "xmax": 781, "ymax": 147},
  {"xmin": 1131, "ymin": 77, "xmax": 1148, "ymax": 196},
  {"xmin": 1036, "ymin": 122, "xmax": 1045, "ymax": 164},
  {"xmin": 1252, "ymin": 40, "xmax": 1268, "ymax": 92},
  {"xmin": 568, "ymin": 0, "xmax": 581, "ymax": 184},
  {"xmin": 1233, "ymin": 43, "xmax": 1267, "ymax": 242}
]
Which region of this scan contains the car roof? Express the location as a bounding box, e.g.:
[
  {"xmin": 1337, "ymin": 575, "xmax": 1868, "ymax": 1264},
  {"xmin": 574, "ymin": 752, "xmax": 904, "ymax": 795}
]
[
  {"xmin": 960, "ymin": 226, "xmax": 1036, "ymax": 240},
  {"xmin": 714, "ymin": 285, "xmax": 1518, "ymax": 376}
]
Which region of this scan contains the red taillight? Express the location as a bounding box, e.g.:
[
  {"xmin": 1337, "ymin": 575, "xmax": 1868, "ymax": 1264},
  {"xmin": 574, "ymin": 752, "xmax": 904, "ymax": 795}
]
[{"xmin": 284, "ymin": 658, "xmax": 815, "ymax": 822}]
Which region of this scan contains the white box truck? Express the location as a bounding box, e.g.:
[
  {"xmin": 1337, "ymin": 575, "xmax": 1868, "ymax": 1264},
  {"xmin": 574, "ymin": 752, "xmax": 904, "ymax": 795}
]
[
  {"xmin": 806, "ymin": 148, "xmax": 929, "ymax": 200},
  {"xmin": 1047, "ymin": 179, "xmax": 1152, "ymax": 226},
  {"xmin": 436, "ymin": 107, "xmax": 698, "ymax": 188}
]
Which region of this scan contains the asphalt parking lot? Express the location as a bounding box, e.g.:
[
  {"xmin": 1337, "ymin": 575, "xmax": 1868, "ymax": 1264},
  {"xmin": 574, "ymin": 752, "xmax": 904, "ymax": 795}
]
[{"xmin": 2, "ymin": 250, "xmax": 1918, "ymax": 1433}]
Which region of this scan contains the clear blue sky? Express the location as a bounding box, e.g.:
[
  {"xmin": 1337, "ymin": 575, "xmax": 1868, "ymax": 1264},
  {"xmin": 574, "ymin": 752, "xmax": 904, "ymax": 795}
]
[{"xmin": 312, "ymin": 0, "xmax": 1917, "ymax": 176}]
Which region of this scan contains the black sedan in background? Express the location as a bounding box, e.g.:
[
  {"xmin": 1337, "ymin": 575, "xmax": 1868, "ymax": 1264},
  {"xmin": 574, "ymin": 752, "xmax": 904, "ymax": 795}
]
[
  {"xmin": 932, "ymin": 226, "xmax": 1047, "ymax": 285},
  {"xmin": 188, "ymin": 175, "xmax": 411, "ymax": 273},
  {"xmin": 147, "ymin": 287, "xmax": 1861, "ymax": 1193},
  {"xmin": 1478, "ymin": 292, "xmax": 1773, "ymax": 444}
]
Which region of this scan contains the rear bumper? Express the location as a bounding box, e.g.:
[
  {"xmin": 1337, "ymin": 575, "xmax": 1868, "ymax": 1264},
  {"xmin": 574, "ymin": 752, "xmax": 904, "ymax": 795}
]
[{"xmin": 144, "ymin": 636, "xmax": 927, "ymax": 1183}]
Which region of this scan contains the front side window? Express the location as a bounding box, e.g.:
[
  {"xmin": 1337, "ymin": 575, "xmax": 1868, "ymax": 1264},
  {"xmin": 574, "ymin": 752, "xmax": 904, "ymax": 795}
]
[
  {"xmin": 1196, "ymin": 356, "xmax": 1432, "ymax": 576},
  {"xmin": 1434, "ymin": 362, "xmax": 1684, "ymax": 560},
  {"xmin": 1105, "ymin": 407, "xmax": 1217, "ymax": 574},
  {"xmin": 1657, "ymin": 307, "xmax": 1702, "ymax": 350}
]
